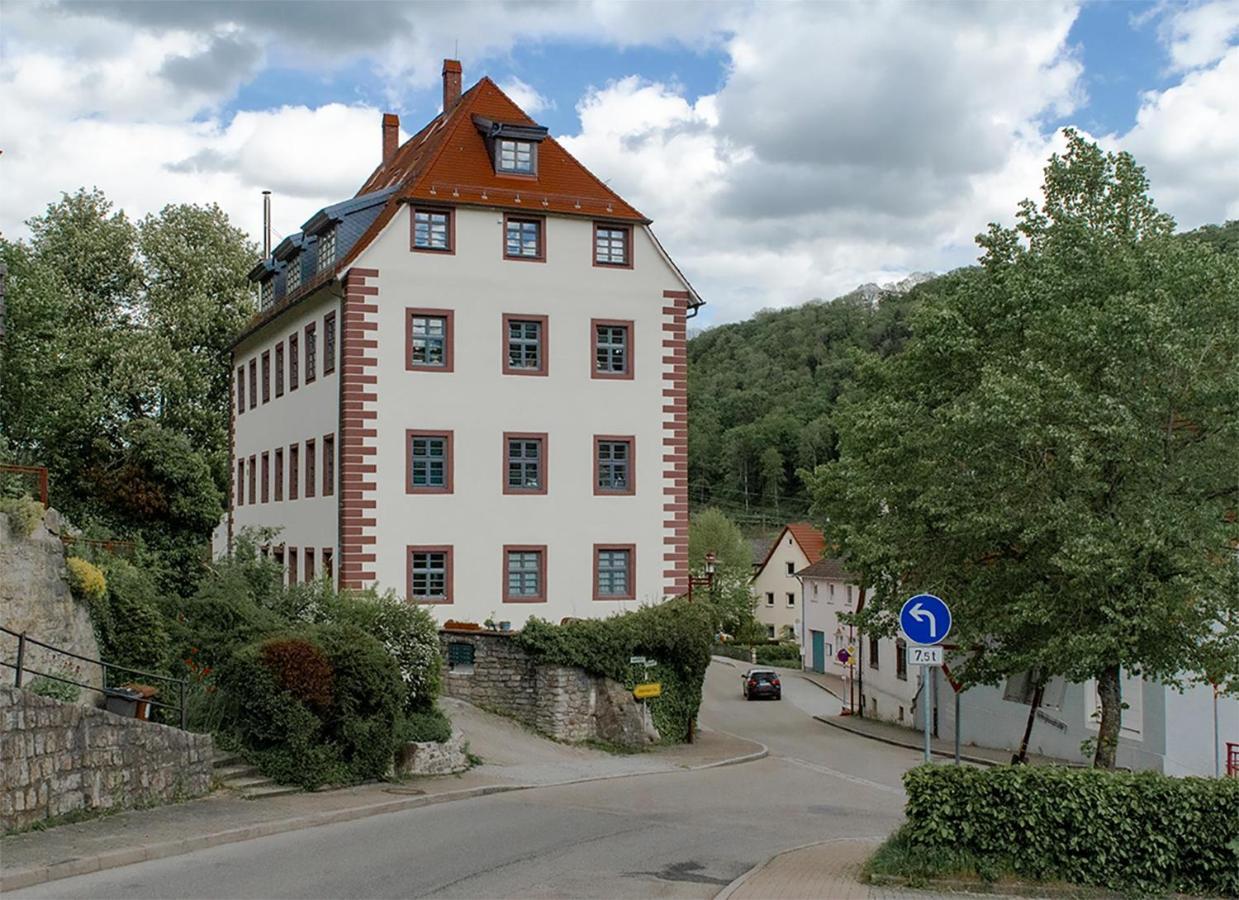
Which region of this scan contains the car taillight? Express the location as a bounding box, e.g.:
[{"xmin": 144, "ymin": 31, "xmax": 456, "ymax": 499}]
[
  {"xmin": 772, "ymin": 678, "xmax": 780, "ymax": 685},
  {"xmin": 748, "ymin": 680, "xmax": 757, "ymax": 686}
]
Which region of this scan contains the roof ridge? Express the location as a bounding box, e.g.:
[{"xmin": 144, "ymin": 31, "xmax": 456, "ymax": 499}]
[{"xmin": 402, "ymin": 79, "xmax": 494, "ymax": 200}]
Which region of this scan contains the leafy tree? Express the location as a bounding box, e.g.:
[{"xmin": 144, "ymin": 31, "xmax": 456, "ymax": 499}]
[
  {"xmin": 687, "ymin": 507, "xmax": 756, "ymax": 634},
  {"xmin": 806, "ymin": 131, "xmax": 1239, "ymax": 768},
  {"xmin": 0, "ymin": 189, "xmax": 256, "ymax": 595}
]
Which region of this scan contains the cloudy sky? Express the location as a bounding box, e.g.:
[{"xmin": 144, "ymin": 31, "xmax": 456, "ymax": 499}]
[{"xmin": 2, "ymin": 0, "xmax": 1237, "ymax": 323}]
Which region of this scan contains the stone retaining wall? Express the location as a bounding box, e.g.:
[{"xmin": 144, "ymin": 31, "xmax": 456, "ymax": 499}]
[
  {"xmin": 394, "ymin": 730, "xmax": 470, "ymax": 777},
  {"xmin": 0, "ymin": 686, "xmax": 214, "ymax": 832},
  {"xmin": 439, "ymin": 630, "xmax": 657, "ymax": 747}
]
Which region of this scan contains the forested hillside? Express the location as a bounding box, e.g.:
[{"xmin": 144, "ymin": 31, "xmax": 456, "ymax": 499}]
[
  {"xmin": 687, "ymin": 219, "xmax": 1237, "ymax": 526},
  {"xmin": 686, "ymin": 273, "xmax": 959, "ymax": 524}
]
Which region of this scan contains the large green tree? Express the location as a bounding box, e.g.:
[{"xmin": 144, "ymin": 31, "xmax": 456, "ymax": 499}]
[
  {"xmin": 0, "ymin": 189, "xmax": 256, "ymax": 594},
  {"xmin": 806, "ymin": 131, "xmax": 1239, "ymax": 768}
]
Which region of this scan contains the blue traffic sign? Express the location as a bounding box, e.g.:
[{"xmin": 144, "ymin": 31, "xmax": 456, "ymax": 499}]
[{"xmin": 900, "ymin": 594, "xmax": 951, "ymax": 645}]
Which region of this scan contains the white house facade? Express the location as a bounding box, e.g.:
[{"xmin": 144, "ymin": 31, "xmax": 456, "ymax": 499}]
[
  {"xmin": 751, "ymin": 522, "xmax": 825, "ymax": 640},
  {"xmin": 229, "ymin": 61, "xmax": 700, "ymax": 626}
]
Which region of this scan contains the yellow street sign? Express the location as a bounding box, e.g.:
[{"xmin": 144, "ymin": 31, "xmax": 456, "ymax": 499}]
[{"xmin": 633, "ymin": 682, "xmax": 662, "ymax": 700}]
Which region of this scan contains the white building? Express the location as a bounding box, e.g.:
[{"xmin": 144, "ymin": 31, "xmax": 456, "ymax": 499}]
[
  {"xmin": 799, "ymin": 568, "xmax": 1237, "ymax": 774},
  {"xmin": 229, "ymin": 61, "xmax": 701, "ymax": 626},
  {"xmin": 751, "ymin": 522, "xmax": 825, "ymax": 640}
]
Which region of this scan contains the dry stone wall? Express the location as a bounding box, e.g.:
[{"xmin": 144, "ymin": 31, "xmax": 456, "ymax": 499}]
[
  {"xmin": 0, "ymin": 686, "xmax": 213, "ymax": 832},
  {"xmin": 439, "ymin": 630, "xmax": 658, "ymax": 747}
]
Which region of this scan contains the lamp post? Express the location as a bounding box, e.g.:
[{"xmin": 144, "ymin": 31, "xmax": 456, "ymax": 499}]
[{"xmin": 688, "ymin": 551, "xmax": 717, "ymax": 602}]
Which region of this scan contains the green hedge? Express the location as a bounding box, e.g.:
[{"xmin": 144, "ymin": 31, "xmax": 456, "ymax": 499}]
[
  {"xmin": 712, "ymin": 642, "xmax": 801, "ymax": 667},
  {"xmin": 515, "ymin": 599, "xmax": 713, "ymax": 742},
  {"xmin": 902, "ymin": 765, "xmax": 1239, "ymax": 896}
]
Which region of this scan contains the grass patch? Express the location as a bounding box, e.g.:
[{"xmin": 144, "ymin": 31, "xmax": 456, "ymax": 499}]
[{"xmin": 864, "ymin": 828, "xmax": 1124, "ymax": 898}]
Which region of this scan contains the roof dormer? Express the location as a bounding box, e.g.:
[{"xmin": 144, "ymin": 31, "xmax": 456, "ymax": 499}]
[{"xmin": 473, "ymin": 115, "xmax": 548, "ymax": 177}]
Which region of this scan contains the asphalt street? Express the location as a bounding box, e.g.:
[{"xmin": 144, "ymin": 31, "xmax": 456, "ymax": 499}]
[{"xmin": 15, "ymin": 661, "xmax": 926, "ymax": 899}]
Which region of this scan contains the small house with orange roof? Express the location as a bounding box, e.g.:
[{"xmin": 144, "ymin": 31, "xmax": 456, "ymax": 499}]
[
  {"xmin": 228, "ymin": 60, "xmax": 701, "ymax": 627},
  {"xmin": 750, "ymin": 522, "xmax": 826, "ymax": 642}
]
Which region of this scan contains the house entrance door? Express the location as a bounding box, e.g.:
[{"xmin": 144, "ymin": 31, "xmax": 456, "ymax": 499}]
[{"xmin": 811, "ymin": 630, "xmax": 825, "ymax": 673}]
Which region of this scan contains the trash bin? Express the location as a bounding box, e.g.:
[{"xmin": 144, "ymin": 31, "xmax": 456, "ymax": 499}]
[
  {"xmin": 122, "ymin": 683, "xmax": 159, "ymax": 720},
  {"xmin": 104, "ymin": 686, "xmax": 142, "ymax": 718}
]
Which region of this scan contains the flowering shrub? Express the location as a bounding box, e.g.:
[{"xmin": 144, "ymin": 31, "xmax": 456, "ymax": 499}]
[{"xmin": 66, "ymin": 557, "xmax": 107, "ymax": 603}]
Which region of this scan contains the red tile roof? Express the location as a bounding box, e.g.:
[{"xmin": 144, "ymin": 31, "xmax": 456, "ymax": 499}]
[
  {"xmin": 755, "ymin": 521, "xmax": 828, "ymax": 575},
  {"xmin": 340, "ymin": 76, "xmax": 646, "ymax": 271}
]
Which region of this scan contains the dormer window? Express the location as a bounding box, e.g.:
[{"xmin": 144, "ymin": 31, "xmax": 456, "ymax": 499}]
[
  {"xmin": 260, "ymin": 278, "xmax": 274, "ymax": 310},
  {"xmin": 285, "ymin": 254, "xmax": 302, "ymax": 293},
  {"xmin": 316, "ymin": 227, "xmax": 337, "ymax": 273},
  {"xmin": 497, "ymin": 139, "xmax": 535, "ymax": 174}
]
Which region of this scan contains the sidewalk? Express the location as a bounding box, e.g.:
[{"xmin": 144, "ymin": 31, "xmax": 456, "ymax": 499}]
[
  {"xmin": 719, "ymin": 838, "xmax": 1041, "ymax": 900},
  {"xmin": 797, "ymin": 671, "xmax": 1068, "ymax": 768},
  {"xmin": 1, "ymin": 701, "xmax": 765, "ymax": 892}
]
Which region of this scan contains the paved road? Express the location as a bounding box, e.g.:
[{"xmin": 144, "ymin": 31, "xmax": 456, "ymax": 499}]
[{"xmin": 16, "ymin": 662, "xmax": 926, "ymax": 899}]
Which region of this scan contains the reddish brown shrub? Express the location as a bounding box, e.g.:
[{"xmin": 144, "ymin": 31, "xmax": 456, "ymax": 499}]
[{"xmin": 259, "ymin": 637, "xmax": 334, "ymax": 710}]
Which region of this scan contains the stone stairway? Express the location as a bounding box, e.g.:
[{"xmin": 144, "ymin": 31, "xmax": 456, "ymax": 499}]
[{"xmin": 212, "ymin": 751, "xmax": 300, "ymax": 800}]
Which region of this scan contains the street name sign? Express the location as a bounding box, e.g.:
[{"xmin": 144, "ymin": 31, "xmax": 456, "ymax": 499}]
[
  {"xmin": 908, "ymin": 645, "xmax": 944, "ymax": 666},
  {"xmin": 899, "ymin": 593, "xmax": 952, "ymax": 646},
  {"xmin": 633, "ymin": 683, "xmax": 662, "ymax": 700},
  {"xmin": 629, "ymin": 656, "xmax": 646, "ymax": 665}
]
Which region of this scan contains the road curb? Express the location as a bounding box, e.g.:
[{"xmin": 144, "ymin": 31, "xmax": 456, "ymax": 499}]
[
  {"xmin": 713, "ymin": 836, "xmax": 883, "ymax": 900},
  {"xmin": 1, "ymin": 740, "xmax": 768, "ymax": 893},
  {"xmin": 798, "ymin": 674, "xmax": 844, "ymax": 701},
  {"xmin": 812, "ymin": 715, "xmax": 998, "ymax": 767}
]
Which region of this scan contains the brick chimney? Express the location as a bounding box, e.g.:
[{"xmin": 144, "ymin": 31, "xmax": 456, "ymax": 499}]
[
  {"xmin": 382, "ymin": 113, "xmax": 399, "ymax": 166},
  {"xmin": 442, "ymin": 59, "xmax": 462, "ymax": 112}
]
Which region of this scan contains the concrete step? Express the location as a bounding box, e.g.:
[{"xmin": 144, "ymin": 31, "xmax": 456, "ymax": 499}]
[
  {"xmin": 212, "ymin": 752, "xmax": 245, "ymax": 768},
  {"xmin": 213, "ymin": 764, "xmax": 260, "ymax": 780},
  {"xmin": 241, "ymin": 783, "xmax": 303, "ymax": 800},
  {"xmin": 220, "ymin": 775, "xmax": 278, "ymax": 790}
]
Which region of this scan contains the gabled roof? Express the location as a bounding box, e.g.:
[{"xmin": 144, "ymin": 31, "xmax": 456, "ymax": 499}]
[
  {"xmin": 797, "ymin": 557, "xmax": 857, "ymax": 582},
  {"xmin": 235, "ymin": 67, "xmax": 692, "ymax": 347},
  {"xmin": 754, "ymin": 522, "xmax": 828, "ymax": 576}
]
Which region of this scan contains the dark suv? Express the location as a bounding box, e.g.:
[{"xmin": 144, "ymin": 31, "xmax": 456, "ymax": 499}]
[{"xmin": 742, "ymin": 668, "xmax": 782, "ymax": 700}]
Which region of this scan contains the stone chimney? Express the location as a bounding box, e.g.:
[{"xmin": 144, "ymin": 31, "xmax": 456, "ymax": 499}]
[
  {"xmin": 382, "ymin": 113, "xmax": 399, "ymax": 166},
  {"xmin": 442, "ymin": 59, "xmax": 462, "ymax": 112}
]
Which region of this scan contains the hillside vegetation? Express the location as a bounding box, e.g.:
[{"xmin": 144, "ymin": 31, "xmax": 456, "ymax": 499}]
[
  {"xmin": 687, "ymin": 219, "xmax": 1237, "ymax": 526},
  {"xmin": 686, "ymin": 275, "xmax": 951, "ymax": 522}
]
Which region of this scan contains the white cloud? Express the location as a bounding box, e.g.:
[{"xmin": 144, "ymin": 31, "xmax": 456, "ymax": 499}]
[
  {"xmin": 1156, "ymin": 0, "xmax": 1239, "ymax": 70},
  {"xmin": 560, "ymin": 3, "xmax": 1083, "ymax": 322},
  {"xmin": 1111, "ymin": 45, "xmax": 1239, "ymax": 228},
  {"xmin": 3, "ymin": 0, "xmax": 1236, "ymax": 326},
  {"xmin": 498, "ymin": 77, "xmax": 555, "ymax": 115}
]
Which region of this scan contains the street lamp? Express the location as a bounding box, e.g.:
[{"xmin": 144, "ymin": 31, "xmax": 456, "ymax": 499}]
[{"xmin": 688, "ymin": 551, "xmax": 718, "ymax": 602}]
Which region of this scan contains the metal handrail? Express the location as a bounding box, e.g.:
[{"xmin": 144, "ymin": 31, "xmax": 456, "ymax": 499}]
[{"xmin": 0, "ymin": 625, "xmax": 187, "ymax": 729}]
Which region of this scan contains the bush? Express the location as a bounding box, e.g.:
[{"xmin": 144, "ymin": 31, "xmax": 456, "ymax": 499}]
[
  {"xmin": 755, "ymin": 643, "xmax": 801, "ymax": 666},
  {"xmin": 275, "ymin": 582, "xmax": 441, "ymax": 714},
  {"xmin": 28, "ymin": 674, "xmax": 81, "ymax": 703},
  {"xmin": 260, "ymin": 638, "xmax": 334, "ymax": 710},
  {"xmin": 901, "ymin": 764, "xmax": 1239, "ymax": 896},
  {"xmin": 516, "ymin": 599, "xmax": 714, "ymax": 742},
  {"xmin": 220, "ymin": 624, "xmax": 406, "ymax": 789},
  {"xmin": 65, "ymin": 557, "xmax": 107, "ymax": 604},
  {"xmin": 96, "ymin": 559, "xmax": 170, "ymax": 677},
  {"xmin": 398, "ymin": 706, "xmax": 453, "ymax": 744},
  {"xmin": 169, "ymin": 565, "xmax": 285, "ymax": 669},
  {"xmin": 0, "ymin": 496, "xmax": 44, "ymax": 537}
]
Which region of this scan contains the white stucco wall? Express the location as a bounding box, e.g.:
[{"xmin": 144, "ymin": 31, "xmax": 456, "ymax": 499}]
[
  {"xmin": 232, "ymin": 289, "xmax": 340, "ymax": 579},
  {"xmin": 349, "ymin": 205, "xmax": 686, "ymax": 626},
  {"xmin": 800, "ymin": 576, "xmax": 859, "ymax": 672},
  {"xmin": 752, "ymin": 533, "xmax": 807, "ymax": 638}
]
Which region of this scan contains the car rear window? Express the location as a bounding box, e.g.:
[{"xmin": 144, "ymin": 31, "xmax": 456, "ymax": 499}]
[{"xmin": 750, "ymin": 672, "xmax": 776, "ymax": 682}]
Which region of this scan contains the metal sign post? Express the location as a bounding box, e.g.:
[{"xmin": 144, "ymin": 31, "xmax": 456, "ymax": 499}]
[
  {"xmin": 900, "ymin": 594, "xmax": 953, "ymax": 767},
  {"xmin": 922, "ymin": 665, "xmax": 932, "ymax": 763}
]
